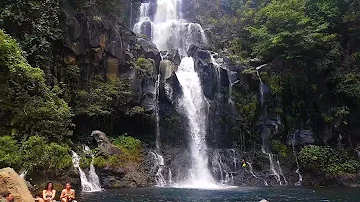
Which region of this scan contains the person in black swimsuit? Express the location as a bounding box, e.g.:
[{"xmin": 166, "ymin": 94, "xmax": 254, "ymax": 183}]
[{"xmin": 43, "ymin": 182, "xmax": 56, "ymax": 202}]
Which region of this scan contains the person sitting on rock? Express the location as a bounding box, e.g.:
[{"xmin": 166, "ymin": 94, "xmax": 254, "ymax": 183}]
[
  {"xmin": 60, "ymin": 182, "xmax": 76, "ymax": 202},
  {"xmin": 0, "ymin": 192, "xmax": 14, "ymax": 202},
  {"xmin": 43, "ymin": 182, "xmax": 56, "ymax": 202}
]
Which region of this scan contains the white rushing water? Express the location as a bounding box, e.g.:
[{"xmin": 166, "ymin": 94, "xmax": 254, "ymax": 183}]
[
  {"xmin": 133, "ymin": 0, "xmax": 206, "ymax": 55},
  {"xmin": 134, "ymin": 0, "xmax": 216, "ymax": 188},
  {"xmin": 19, "ymin": 170, "xmax": 28, "ymax": 179},
  {"xmin": 176, "ymin": 57, "xmax": 217, "ymax": 188},
  {"xmin": 71, "ymin": 146, "xmax": 102, "ymax": 192}
]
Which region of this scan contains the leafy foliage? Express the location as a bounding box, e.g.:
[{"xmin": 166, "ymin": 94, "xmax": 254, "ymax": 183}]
[
  {"xmin": 0, "ymin": 0, "xmax": 62, "ymax": 72},
  {"xmin": 133, "ymin": 57, "xmax": 154, "ymax": 78},
  {"xmin": 0, "ymin": 136, "xmax": 21, "ymax": 170},
  {"xmin": 0, "ymin": 30, "xmax": 73, "ymax": 141},
  {"xmin": 74, "ymin": 76, "xmax": 132, "ymax": 117},
  {"xmin": 299, "ymin": 145, "xmax": 360, "ymax": 175},
  {"xmin": 22, "ymin": 136, "xmax": 73, "ymax": 175},
  {"xmin": 94, "ymin": 135, "xmax": 143, "ymax": 171},
  {"xmin": 0, "ymin": 135, "xmax": 72, "ymax": 176}
]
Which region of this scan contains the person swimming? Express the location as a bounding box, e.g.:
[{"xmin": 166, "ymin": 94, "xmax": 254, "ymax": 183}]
[
  {"xmin": 60, "ymin": 182, "xmax": 76, "ymax": 202},
  {"xmin": 43, "ymin": 182, "xmax": 56, "ymax": 202}
]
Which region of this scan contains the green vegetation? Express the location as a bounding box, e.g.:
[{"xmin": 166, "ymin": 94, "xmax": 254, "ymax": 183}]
[
  {"xmin": 94, "ymin": 136, "xmax": 143, "ymax": 171},
  {"xmin": 0, "ymin": 135, "xmax": 72, "ymax": 176},
  {"xmin": 74, "ymin": 76, "xmax": 132, "ymax": 117},
  {"xmin": 271, "ymin": 140, "xmax": 291, "ymax": 157},
  {"xmin": 0, "ymin": 30, "xmax": 73, "ymax": 141},
  {"xmin": 299, "ymin": 145, "xmax": 360, "ymax": 175},
  {"xmin": 0, "ymin": 0, "xmax": 142, "ymax": 181},
  {"xmin": 133, "ymin": 57, "xmax": 154, "ymax": 78}
]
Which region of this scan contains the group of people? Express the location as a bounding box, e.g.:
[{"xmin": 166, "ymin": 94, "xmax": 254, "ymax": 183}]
[{"xmin": 35, "ymin": 182, "xmax": 76, "ymax": 202}]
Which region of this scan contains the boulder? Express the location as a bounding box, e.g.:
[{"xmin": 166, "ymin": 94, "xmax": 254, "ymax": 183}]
[
  {"xmin": 248, "ymin": 58, "xmax": 263, "ymax": 67},
  {"xmin": 335, "ymin": 173, "xmax": 360, "ymax": 187},
  {"xmin": 141, "ymin": 77, "xmax": 157, "ymax": 113},
  {"xmin": 91, "ymin": 130, "xmax": 121, "ymax": 155},
  {"xmin": 139, "ymin": 21, "xmax": 152, "ymax": 40},
  {"xmin": 137, "ymin": 38, "xmax": 161, "ymax": 66},
  {"xmin": 0, "ymin": 168, "xmax": 34, "ymax": 202},
  {"xmin": 286, "ymin": 128, "xmax": 315, "ymax": 147},
  {"xmin": 162, "ymin": 49, "xmax": 181, "ymax": 68},
  {"xmin": 105, "ymin": 41, "xmax": 124, "ymax": 59},
  {"xmin": 160, "ymin": 60, "xmax": 174, "ymax": 82}
]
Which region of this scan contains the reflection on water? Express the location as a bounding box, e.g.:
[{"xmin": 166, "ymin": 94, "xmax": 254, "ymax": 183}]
[{"xmin": 78, "ymin": 187, "xmax": 360, "ymax": 202}]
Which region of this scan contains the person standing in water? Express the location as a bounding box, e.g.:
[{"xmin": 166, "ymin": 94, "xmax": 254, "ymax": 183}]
[
  {"xmin": 60, "ymin": 182, "xmax": 76, "ymax": 202},
  {"xmin": 241, "ymin": 159, "xmax": 248, "ymax": 175},
  {"xmin": 43, "ymin": 182, "xmax": 56, "ymax": 202}
]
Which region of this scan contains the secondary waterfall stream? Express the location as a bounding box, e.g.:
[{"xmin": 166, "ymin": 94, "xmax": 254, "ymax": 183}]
[
  {"xmin": 134, "ymin": 0, "xmax": 216, "ymax": 188},
  {"xmin": 71, "ymin": 146, "xmax": 102, "ymax": 192}
]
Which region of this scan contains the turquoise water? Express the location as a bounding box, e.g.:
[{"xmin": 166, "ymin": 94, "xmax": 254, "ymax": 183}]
[{"xmin": 78, "ymin": 187, "xmax": 360, "ymax": 201}]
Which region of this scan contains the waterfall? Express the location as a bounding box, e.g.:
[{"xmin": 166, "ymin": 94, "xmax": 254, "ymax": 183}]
[
  {"xmin": 168, "ymin": 168, "xmax": 173, "ymax": 185},
  {"xmin": 71, "ymin": 147, "xmax": 102, "ymax": 192},
  {"xmin": 292, "ymin": 135, "xmax": 303, "ymax": 186},
  {"xmin": 256, "ymin": 67, "xmax": 287, "ymax": 185},
  {"xmin": 176, "ymin": 57, "xmax": 217, "ymax": 188},
  {"xmin": 134, "ymin": 0, "xmax": 216, "ymax": 188},
  {"xmin": 133, "ymin": 0, "xmax": 206, "ymax": 55},
  {"xmin": 19, "ymin": 170, "xmax": 27, "ymax": 179},
  {"xmin": 133, "ymin": 3, "xmax": 152, "ymax": 36},
  {"xmin": 149, "ymin": 151, "xmax": 166, "ymax": 186},
  {"xmin": 151, "ymin": 74, "xmax": 168, "ymax": 187}
]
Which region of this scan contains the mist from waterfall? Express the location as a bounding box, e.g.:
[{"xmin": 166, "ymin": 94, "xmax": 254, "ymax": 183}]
[{"xmin": 134, "ymin": 0, "xmax": 216, "ymax": 188}]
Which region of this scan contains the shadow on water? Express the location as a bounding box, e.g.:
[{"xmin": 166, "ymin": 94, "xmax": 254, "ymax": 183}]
[{"xmin": 78, "ymin": 187, "xmax": 360, "ymax": 202}]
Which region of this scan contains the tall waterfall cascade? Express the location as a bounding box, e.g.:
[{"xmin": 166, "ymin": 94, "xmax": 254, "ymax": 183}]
[
  {"xmin": 134, "ymin": 0, "xmax": 216, "ymax": 188},
  {"xmin": 176, "ymin": 57, "xmax": 217, "ymax": 188},
  {"xmin": 71, "ymin": 146, "xmax": 102, "ymax": 192}
]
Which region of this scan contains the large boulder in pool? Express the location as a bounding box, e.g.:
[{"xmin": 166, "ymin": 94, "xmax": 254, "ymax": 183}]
[
  {"xmin": 91, "ymin": 130, "xmax": 121, "ymax": 155},
  {"xmin": 0, "ymin": 167, "xmax": 34, "ymax": 202}
]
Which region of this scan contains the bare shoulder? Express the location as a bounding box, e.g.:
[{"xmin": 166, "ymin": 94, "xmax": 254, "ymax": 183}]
[
  {"xmin": 61, "ymin": 189, "xmax": 67, "ymax": 193},
  {"xmin": 71, "ymin": 189, "xmax": 75, "ymax": 193}
]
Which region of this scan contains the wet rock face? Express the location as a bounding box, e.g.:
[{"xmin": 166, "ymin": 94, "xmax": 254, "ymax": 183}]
[
  {"xmin": 208, "ymin": 149, "xmax": 301, "ymax": 187},
  {"xmin": 286, "ymin": 129, "xmax": 315, "ymax": 147},
  {"xmin": 158, "ymin": 59, "xmax": 187, "ymax": 149},
  {"xmin": 97, "ymin": 167, "xmax": 148, "ymax": 189},
  {"xmin": 187, "ymin": 45, "xmax": 234, "ymax": 148},
  {"xmin": 62, "ymin": 8, "xmax": 160, "ymax": 114},
  {"xmin": 136, "ymin": 38, "xmax": 161, "ymax": 67}
]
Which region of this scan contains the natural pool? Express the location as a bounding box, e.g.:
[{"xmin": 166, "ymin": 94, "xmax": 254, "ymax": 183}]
[{"xmin": 77, "ymin": 186, "xmax": 360, "ymax": 202}]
